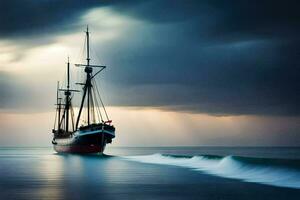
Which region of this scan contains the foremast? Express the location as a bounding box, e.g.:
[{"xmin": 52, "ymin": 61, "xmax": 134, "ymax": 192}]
[
  {"xmin": 59, "ymin": 58, "xmax": 72, "ymax": 133},
  {"xmin": 54, "ymin": 58, "xmax": 79, "ymax": 136}
]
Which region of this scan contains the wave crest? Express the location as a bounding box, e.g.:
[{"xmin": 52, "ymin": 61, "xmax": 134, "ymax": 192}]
[{"xmin": 124, "ymin": 154, "xmax": 300, "ymax": 189}]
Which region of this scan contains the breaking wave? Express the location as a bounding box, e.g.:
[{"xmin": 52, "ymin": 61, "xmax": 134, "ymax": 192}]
[{"xmin": 124, "ymin": 154, "xmax": 300, "ymax": 189}]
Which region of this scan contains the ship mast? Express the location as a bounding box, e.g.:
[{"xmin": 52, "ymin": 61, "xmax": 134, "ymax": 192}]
[
  {"xmin": 56, "ymin": 81, "xmax": 62, "ymax": 131},
  {"xmin": 57, "ymin": 57, "xmax": 79, "ymax": 133},
  {"xmin": 86, "ymin": 27, "xmax": 91, "ymax": 125},
  {"xmin": 75, "ymin": 26, "xmax": 106, "ymax": 129},
  {"xmin": 65, "ymin": 57, "xmax": 71, "ymax": 133}
]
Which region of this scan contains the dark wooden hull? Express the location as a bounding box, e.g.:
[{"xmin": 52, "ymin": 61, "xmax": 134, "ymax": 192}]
[
  {"xmin": 54, "ymin": 144, "xmax": 104, "ymax": 153},
  {"xmin": 52, "ymin": 129, "xmax": 114, "ymax": 154}
]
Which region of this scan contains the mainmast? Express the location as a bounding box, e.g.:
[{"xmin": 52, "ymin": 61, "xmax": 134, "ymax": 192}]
[
  {"xmin": 86, "ymin": 26, "xmax": 90, "ymax": 66},
  {"xmin": 86, "ymin": 26, "xmax": 91, "ymax": 125},
  {"xmin": 75, "ymin": 26, "xmax": 107, "ymax": 130},
  {"xmin": 76, "ymin": 26, "xmax": 93, "ymax": 128},
  {"xmin": 57, "ymin": 81, "xmax": 62, "ymax": 131},
  {"xmin": 65, "ymin": 57, "xmax": 71, "ymax": 133}
]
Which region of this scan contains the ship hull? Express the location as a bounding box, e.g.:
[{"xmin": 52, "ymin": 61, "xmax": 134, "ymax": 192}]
[
  {"xmin": 54, "ymin": 144, "xmax": 103, "ymax": 154},
  {"xmin": 52, "ymin": 129, "xmax": 114, "ymax": 154}
]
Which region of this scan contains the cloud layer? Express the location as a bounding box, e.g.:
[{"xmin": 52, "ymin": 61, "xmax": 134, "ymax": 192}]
[{"xmin": 0, "ymin": 0, "xmax": 299, "ymax": 116}]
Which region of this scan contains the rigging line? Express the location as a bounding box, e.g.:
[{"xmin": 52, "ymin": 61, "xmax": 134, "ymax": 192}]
[
  {"xmin": 86, "ymin": 90, "xmax": 89, "ymax": 125},
  {"xmin": 90, "ymin": 87, "xmax": 95, "ymax": 123},
  {"xmin": 90, "ymin": 88, "xmax": 94, "ymax": 123},
  {"xmin": 94, "ymin": 88, "xmax": 103, "ymax": 122},
  {"xmin": 96, "ymin": 98, "xmax": 103, "ymax": 122},
  {"xmin": 53, "ymin": 108, "xmax": 58, "ymax": 129},
  {"xmin": 93, "ymin": 78, "xmax": 106, "ymax": 120},
  {"xmin": 69, "ymin": 95, "xmax": 74, "ymax": 131},
  {"xmin": 82, "ymin": 33, "xmax": 87, "ymax": 63},
  {"xmin": 91, "ymin": 88, "xmax": 97, "ymax": 123},
  {"xmin": 74, "ymin": 33, "xmax": 86, "ymax": 91},
  {"xmin": 90, "ymin": 67, "xmax": 105, "ymax": 80},
  {"xmin": 60, "ymin": 109, "xmax": 65, "ymax": 130},
  {"xmin": 97, "ymin": 96, "xmax": 103, "ymax": 122},
  {"xmin": 70, "ymin": 102, "xmax": 75, "ymax": 132},
  {"xmin": 90, "ymin": 38, "xmax": 103, "ymax": 65},
  {"xmin": 91, "ymin": 80, "xmax": 103, "ymax": 121},
  {"xmin": 59, "ymin": 110, "xmax": 66, "ymax": 129},
  {"xmin": 59, "ymin": 93, "xmax": 73, "ymax": 130},
  {"xmin": 76, "ymin": 33, "xmax": 86, "ymax": 64},
  {"xmin": 93, "ymin": 78, "xmax": 109, "ymax": 121},
  {"xmin": 90, "ymin": 86, "xmax": 95, "ymax": 123},
  {"xmin": 92, "ymin": 86, "xmax": 103, "ymax": 122},
  {"xmin": 76, "ymin": 84, "xmax": 88, "ymax": 128}
]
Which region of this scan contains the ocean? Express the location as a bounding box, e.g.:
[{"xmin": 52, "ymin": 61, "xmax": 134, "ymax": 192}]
[{"xmin": 0, "ymin": 147, "xmax": 300, "ymax": 200}]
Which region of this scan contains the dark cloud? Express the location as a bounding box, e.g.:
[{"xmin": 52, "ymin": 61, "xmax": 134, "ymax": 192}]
[
  {"xmin": 1, "ymin": 0, "xmax": 299, "ymax": 39},
  {"xmin": 104, "ymin": 56, "xmax": 300, "ymax": 115},
  {"xmin": 112, "ymin": 0, "xmax": 300, "ymax": 40},
  {"xmin": 96, "ymin": 0, "xmax": 300, "ymax": 116},
  {"xmin": 0, "ymin": 0, "xmax": 125, "ymax": 38},
  {"xmin": 1, "ymin": 0, "xmax": 299, "ymax": 116}
]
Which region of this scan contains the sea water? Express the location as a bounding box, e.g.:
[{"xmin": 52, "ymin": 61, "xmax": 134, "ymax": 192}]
[{"xmin": 0, "ymin": 147, "xmax": 300, "ymax": 200}]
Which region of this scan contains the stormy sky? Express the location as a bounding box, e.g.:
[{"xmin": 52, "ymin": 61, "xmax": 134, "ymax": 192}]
[{"xmin": 0, "ymin": 0, "xmax": 299, "ymax": 146}]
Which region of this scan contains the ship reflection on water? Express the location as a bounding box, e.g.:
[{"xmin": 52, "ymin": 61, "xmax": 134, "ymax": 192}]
[
  {"xmin": 30, "ymin": 154, "xmax": 125, "ymax": 200},
  {"xmin": 0, "ymin": 148, "xmax": 155, "ymax": 200}
]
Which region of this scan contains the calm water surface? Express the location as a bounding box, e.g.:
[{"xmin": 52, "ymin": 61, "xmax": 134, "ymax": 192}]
[{"xmin": 0, "ymin": 147, "xmax": 300, "ymax": 200}]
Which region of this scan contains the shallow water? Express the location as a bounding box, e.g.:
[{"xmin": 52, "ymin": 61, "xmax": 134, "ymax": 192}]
[{"xmin": 0, "ymin": 147, "xmax": 300, "ymax": 200}]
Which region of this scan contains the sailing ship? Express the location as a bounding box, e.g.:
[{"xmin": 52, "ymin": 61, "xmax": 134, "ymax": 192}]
[{"xmin": 52, "ymin": 27, "xmax": 115, "ymax": 153}]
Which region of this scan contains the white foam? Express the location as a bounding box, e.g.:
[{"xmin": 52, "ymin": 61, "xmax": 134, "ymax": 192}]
[{"xmin": 124, "ymin": 154, "xmax": 300, "ymax": 189}]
